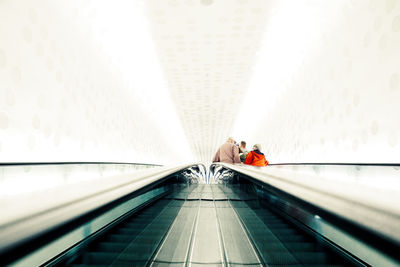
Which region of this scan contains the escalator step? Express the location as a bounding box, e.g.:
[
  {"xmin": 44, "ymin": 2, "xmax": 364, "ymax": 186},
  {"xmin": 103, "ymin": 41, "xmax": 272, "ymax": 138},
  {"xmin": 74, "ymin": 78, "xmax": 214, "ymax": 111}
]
[
  {"xmin": 79, "ymin": 251, "xmax": 118, "ymax": 265},
  {"xmin": 259, "ymin": 220, "xmax": 288, "ymax": 225},
  {"xmin": 116, "ymin": 228, "xmax": 143, "ymax": 235},
  {"xmin": 261, "ymin": 251, "xmax": 300, "ymax": 265},
  {"xmin": 133, "ymin": 236, "xmax": 167, "ymax": 244},
  {"xmin": 266, "ymin": 226, "xmax": 293, "ymax": 230},
  {"xmin": 124, "ymin": 221, "xmax": 148, "ymax": 225},
  {"xmin": 252, "ymin": 233, "xmax": 306, "ymax": 243},
  {"xmin": 257, "ymin": 243, "xmax": 295, "ymax": 252},
  {"xmin": 274, "ymin": 234, "xmax": 307, "ymax": 242},
  {"xmin": 118, "ymin": 226, "xmax": 165, "ymax": 233},
  {"xmin": 280, "ymin": 241, "xmax": 321, "ymax": 251},
  {"xmin": 264, "ymin": 223, "xmax": 291, "ymax": 228},
  {"xmin": 114, "ymin": 249, "xmax": 157, "ymax": 262},
  {"xmin": 93, "ymin": 242, "xmax": 128, "ymax": 253},
  {"xmin": 269, "ymin": 229, "xmax": 298, "ymax": 235},
  {"xmin": 123, "ymin": 222, "xmax": 155, "ymax": 228},
  {"xmin": 293, "ymin": 251, "xmax": 331, "ymax": 264},
  {"xmin": 257, "ymin": 215, "xmax": 282, "ymax": 220},
  {"xmin": 256, "ymin": 241, "xmax": 319, "ymax": 252},
  {"xmin": 105, "ymin": 234, "xmax": 136, "ymax": 243},
  {"xmin": 250, "ymin": 228, "xmax": 297, "ymax": 236}
]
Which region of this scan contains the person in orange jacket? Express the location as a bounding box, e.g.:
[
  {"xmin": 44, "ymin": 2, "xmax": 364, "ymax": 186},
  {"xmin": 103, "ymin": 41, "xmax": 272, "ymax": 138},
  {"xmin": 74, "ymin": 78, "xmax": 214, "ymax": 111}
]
[{"xmin": 244, "ymin": 144, "xmax": 269, "ymax": 166}]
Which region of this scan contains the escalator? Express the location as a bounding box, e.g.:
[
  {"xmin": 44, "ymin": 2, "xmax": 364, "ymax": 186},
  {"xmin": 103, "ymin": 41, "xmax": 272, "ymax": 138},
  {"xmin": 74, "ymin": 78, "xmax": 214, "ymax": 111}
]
[
  {"xmin": 61, "ymin": 184, "xmax": 357, "ymax": 266},
  {"xmin": 2, "ymin": 163, "xmax": 399, "ymax": 267}
]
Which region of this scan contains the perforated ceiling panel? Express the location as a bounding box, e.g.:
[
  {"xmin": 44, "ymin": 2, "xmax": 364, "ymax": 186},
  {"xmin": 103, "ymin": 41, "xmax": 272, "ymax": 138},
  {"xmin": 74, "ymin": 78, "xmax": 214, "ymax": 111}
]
[{"xmin": 146, "ymin": 0, "xmax": 269, "ymax": 162}]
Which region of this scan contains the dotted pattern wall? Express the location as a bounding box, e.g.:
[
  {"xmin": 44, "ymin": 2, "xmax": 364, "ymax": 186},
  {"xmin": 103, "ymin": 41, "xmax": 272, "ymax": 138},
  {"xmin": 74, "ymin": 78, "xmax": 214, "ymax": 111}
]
[
  {"xmin": 0, "ymin": 0, "xmax": 189, "ymax": 164},
  {"xmin": 146, "ymin": 0, "xmax": 270, "ymax": 162},
  {"xmin": 238, "ymin": 0, "xmax": 400, "ymax": 163},
  {"xmin": 1, "ymin": 0, "xmax": 398, "ymax": 164}
]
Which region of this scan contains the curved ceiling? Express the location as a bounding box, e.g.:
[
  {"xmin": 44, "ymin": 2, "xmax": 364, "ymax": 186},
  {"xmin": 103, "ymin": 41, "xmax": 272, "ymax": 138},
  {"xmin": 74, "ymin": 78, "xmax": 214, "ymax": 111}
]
[{"xmin": 146, "ymin": 0, "xmax": 270, "ymax": 162}]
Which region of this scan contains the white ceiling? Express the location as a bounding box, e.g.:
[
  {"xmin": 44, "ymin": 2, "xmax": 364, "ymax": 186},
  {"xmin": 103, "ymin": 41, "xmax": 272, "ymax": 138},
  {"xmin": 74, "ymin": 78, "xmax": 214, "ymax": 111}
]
[{"xmin": 146, "ymin": 0, "xmax": 270, "ymax": 162}]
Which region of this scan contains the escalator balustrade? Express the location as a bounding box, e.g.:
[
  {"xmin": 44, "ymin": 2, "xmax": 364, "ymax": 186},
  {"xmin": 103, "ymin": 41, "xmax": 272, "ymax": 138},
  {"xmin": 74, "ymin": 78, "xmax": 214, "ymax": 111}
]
[{"xmin": 63, "ymin": 184, "xmax": 356, "ymax": 267}]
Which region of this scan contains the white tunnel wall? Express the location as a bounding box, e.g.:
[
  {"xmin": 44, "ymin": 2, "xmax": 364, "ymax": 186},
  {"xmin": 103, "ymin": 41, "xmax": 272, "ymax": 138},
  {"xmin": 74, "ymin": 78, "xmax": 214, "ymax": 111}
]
[
  {"xmin": 1, "ymin": 1, "xmax": 399, "ymax": 164},
  {"xmin": 0, "ymin": 1, "xmax": 192, "ymax": 164},
  {"xmin": 234, "ymin": 0, "xmax": 400, "ymax": 163}
]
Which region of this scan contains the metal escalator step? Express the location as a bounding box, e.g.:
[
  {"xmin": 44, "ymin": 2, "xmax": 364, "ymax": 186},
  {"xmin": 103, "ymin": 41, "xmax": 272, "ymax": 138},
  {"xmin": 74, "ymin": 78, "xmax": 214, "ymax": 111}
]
[
  {"xmin": 132, "ymin": 235, "xmax": 167, "ymax": 244},
  {"xmin": 259, "ymin": 219, "xmax": 286, "ymax": 225},
  {"xmin": 136, "ymin": 210, "xmax": 164, "ymax": 216},
  {"xmin": 255, "ymin": 241, "xmax": 317, "ymax": 252},
  {"xmin": 260, "ymin": 251, "xmax": 301, "ymax": 265},
  {"xmin": 85, "ymin": 244, "xmax": 165, "ymax": 265},
  {"xmin": 66, "ymin": 200, "xmax": 177, "ymax": 266},
  {"xmin": 105, "ymin": 234, "xmax": 137, "ymax": 243},
  {"xmin": 123, "ymin": 218, "xmax": 157, "ymax": 225},
  {"xmin": 256, "ymin": 214, "xmax": 282, "ymax": 219},
  {"xmin": 264, "ymin": 223, "xmax": 291, "ymax": 228},
  {"xmin": 269, "ymin": 228, "xmax": 298, "ymax": 235},
  {"xmin": 257, "ymin": 243, "xmax": 332, "ymax": 264},
  {"xmin": 259, "ymin": 220, "xmax": 288, "ymax": 226},
  {"xmin": 122, "ymin": 221, "xmax": 151, "ymax": 228},
  {"xmin": 136, "ymin": 211, "xmax": 161, "ymax": 215},
  {"xmin": 261, "ymin": 216, "xmax": 287, "ymax": 221},
  {"xmin": 256, "ymin": 242, "xmax": 296, "ymax": 252},
  {"xmin": 127, "ymin": 219, "xmax": 159, "ymax": 225},
  {"xmin": 293, "ymin": 251, "xmax": 332, "ymax": 264},
  {"xmin": 252, "ymin": 235, "xmax": 286, "ymax": 243},
  {"xmin": 232, "ymin": 203, "xmax": 343, "ymax": 266},
  {"xmin": 141, "ymin": 208, "xmax": 164, "ymax": 213},
  {"xmin": 114, "ymin": 250, "xmax": 156, "ymax": 262},
  {"xmin": 253, "ymin": 233, "xmax": 306, "ymax": 243},
  {"xmin": 127, "ymin": 218, "xmax": 154, "ymax": 223},
  {"xmin": 116, "ymin": 228, "xmax": 143, "ymax": 235},
  {"xmin": 266, "ymin": 226, "xmax": 293, "ymax": 231},
  {"xmin": 123, "ymin": 224, "xmax": 167, "ymax": 232},
  {"xmin": 94, "ymin": 242, "xmax": 128, "ymax": 253},
  {"xmin": 279, "ymin": 241, "xmax": 321, "ymax": 251},
  {"xmin": 80, "ymin": 251, "xmax": 119, "ymax": 265},
  {"xmin": 250, "ymin": 227, "xmax": 296, "ymax": 236},
  {"xmin": 130, "ymin": 226, "xmax": 164, "ymax": 232},
  {"xmin": 273, "ymin": 234, "xmax": 307, "ymax": 242},
  {"xmin": 123, "ymin": 222, "xmax": 162, "ymax": 229},
  {"xmin": 256, "ymin": 213, "xmax": 283, "ymax": 219},
  {"xmin": 134, "ymin": 230, "xmax": 168, "ymax": 237}
]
